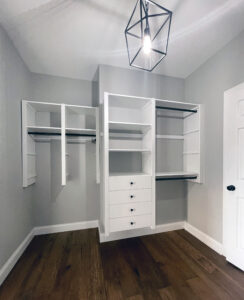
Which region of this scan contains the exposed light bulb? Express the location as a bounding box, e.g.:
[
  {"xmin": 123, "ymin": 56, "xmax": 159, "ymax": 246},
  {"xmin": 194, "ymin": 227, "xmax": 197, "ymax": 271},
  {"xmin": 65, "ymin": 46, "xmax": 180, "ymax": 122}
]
[{"xmin": 143, "ymin": 28, "xmax": 151, "ymax": 55}]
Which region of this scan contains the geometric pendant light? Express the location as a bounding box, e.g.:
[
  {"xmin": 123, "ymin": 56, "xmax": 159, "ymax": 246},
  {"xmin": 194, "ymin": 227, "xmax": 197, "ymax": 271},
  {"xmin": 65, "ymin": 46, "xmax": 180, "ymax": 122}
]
[{"xmin": 125, "ymin": 0, "xmax": 172, "ymax": 72}]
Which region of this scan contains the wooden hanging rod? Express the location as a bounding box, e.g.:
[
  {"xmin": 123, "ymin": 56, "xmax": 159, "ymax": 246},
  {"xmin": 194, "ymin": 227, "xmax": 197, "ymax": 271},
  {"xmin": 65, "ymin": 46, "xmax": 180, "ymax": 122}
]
[{"xmin": 156, "ymin": 106, "xmax": 197, "ymax": 113}]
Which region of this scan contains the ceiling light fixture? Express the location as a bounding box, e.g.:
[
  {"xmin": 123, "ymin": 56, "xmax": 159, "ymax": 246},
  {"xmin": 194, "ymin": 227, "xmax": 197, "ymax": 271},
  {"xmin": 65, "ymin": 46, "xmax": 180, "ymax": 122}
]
[{"xmin": 125, "ymin": 0, "xmax": 172, "ymax": 72}]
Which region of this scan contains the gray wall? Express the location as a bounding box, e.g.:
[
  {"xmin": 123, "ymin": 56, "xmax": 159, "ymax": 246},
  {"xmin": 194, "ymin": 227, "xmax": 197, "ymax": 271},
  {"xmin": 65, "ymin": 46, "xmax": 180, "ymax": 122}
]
[
  {"xmin": 30, "ymin": 73, "xmax": 99, "ymax": 226},
  {"xmin": 99, "ymin": 65, "xmax": 187, "ymax": 225},
  {"xmin": 185, "ymin": 30, "xmax": 244, "ymax": 243},
  {"xmin": 0, "ymin": 26, "xmax": 33, "ymax": 270}
]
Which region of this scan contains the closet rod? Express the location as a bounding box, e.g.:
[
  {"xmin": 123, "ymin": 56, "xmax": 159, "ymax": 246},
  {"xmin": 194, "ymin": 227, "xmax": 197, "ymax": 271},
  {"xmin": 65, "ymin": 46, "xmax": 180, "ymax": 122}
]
[
  {"xmin": 28, "ymin": 132, "xmax": 96, "ymax": 137},
  {"xmin": 156, "ymin": 106, "xmax": 197, "ymax": 113},
  {"xmin": 156, "ymin": 176, "xmax": 197, "ymax": 181}
]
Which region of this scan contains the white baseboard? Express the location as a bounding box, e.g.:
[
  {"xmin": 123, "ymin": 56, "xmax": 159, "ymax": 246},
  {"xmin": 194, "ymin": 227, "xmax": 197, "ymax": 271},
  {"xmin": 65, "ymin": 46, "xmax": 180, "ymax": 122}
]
[
  {"xmin": 0, "ymin": 229, "xmax": 35, "ymax": 286},
  {"xmin": 33, "ymin": 220, "xmax": 99, "ymax": 235},
  {"xmin": 184, "ymin": 222, "xmax": 223, "ymax": 255},
  {"xmin": 99, "ymin": 221, "xmax": 185, "ymax": 243}
]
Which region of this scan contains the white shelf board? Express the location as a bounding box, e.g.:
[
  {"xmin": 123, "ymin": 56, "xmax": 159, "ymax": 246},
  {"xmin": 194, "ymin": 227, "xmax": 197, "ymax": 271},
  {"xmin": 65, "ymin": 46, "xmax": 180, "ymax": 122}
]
[
  {"xmin": 66, "ymin": 128, "xmax": 96, "ymax": 135},
  {"xmin": 109, "ymin": 172, "xmax": 151, "ymax": 177},
  {"xmin": 66, "ymin": 105, "xmax": 96, "ymax": 116},
  {"xmin": 156, "ymin": 171, "xmax": 198, "ymax": 179},
  {"xmin": 155, "ymin": 99, "xmax": 198, "ymax": 111},
  {"xmin": 109, "ymin": 121, "xmax": 151, "ymax": 132},
  {"xmin": 109, "ymin": 148, "xmax": 151, "ymax": 152},
  {"xmin": 183, "ymin": 152, "xmax": 200, "ymax": 155},
  {"xmin": 26, "ymin": 101, "xmax": 61, "ymax": 112},
  {"xmin": 27, "ymin": 126, "xmax": 61, "ymax": 134},
  {"xmin": 156, "ymin": 135, "xmax": 184, "ymax": 140},
  {"xmin": 184, "ymin": 129, "xmax": 200, "ymax": 135}
]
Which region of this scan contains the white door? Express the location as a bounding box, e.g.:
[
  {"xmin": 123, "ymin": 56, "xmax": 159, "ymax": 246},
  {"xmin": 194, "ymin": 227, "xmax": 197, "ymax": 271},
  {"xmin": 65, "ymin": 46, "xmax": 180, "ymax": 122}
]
[{"xmin": 224, "ymin": 82, "xmax": 244, "ymax": 270}]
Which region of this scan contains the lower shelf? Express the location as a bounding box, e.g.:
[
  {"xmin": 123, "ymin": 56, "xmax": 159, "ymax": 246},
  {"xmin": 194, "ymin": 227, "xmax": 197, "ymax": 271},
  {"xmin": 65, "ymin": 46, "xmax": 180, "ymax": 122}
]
[{"xmin": 156, "ymin": 171, "xmax": 198, "ymax": 181}]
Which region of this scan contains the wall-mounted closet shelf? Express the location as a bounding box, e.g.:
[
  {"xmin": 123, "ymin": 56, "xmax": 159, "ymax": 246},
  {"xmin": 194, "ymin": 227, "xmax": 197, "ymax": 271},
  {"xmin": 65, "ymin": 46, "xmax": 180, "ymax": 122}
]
[
  {"xmin": 109, "ymin": 172, "xmax": 151, "ymax": 176},
  {"xmin": 156, "ymin": 171, "xmax": 198, "ymax": 181},
  {"xmin": 66, "ymin": 128, "xmax": 96, "ymax": 135},
  {"xmin": 109, "ymin": 149, "xmax": 151, "ymax": 152},
  {"xmin": 27, "ymin": 126, "xmax": 61, "ymax": 134},
  {"xmin": 156, "ymin": 135, "xmax": 184, "ymax": 140},
  {"xmin": 109, "ymin": 121, "xmax": 151, "ymax": 132},
  {"xmin": 184, "ymin": 129, "xmax": 200, "ymax": 135},
  {"xmin": 22, "ymin": 100, "xmax": 100, "ymax": 187}
]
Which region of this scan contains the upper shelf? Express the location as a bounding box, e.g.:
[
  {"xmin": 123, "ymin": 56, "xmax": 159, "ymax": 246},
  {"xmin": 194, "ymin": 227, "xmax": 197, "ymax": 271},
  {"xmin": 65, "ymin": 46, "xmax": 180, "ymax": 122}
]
[
  {"xmin": 66, "ymin": 128, "xmax": 96, "ymax": 136},
  {"xmin": 109, "ymin": 121, "xmax": 151, "ymax": 132},
  {"xmin": 155, "ymin": 99, "xmax": 199, "ymax": 112},
  {"xmin": 27, "ymin": 126, "xmax": 61, "ymax": 134}
]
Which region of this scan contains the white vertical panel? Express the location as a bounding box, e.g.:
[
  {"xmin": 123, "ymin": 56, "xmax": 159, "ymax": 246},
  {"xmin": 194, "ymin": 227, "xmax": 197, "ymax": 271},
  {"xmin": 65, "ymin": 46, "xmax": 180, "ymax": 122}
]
[
  {"xmin": 95, "ymin": 107, "xmax": 100, "ymax": 184},
  {"xmin": 104, "ymin": 93, "xmax": 109, "ymax": 236},
  {"xmin": 61, "ymin": 104, "xmax": 66, "ymax": 186},
  {"xmin": 22, "ymin": 100, "xmax": 28, "ymax": 187},
  {"xmin": 183, "ymin": 105, "xmax": 201, "ymax": 183}
]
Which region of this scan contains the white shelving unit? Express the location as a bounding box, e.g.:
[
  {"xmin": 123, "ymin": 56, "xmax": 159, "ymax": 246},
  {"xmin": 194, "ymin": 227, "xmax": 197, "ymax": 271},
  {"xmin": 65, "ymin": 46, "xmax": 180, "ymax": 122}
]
[
  {"xmin": 22, "ymin": 100, "xmax": 99, "ymax": 187},
  {"xmin": 100, "ymin": 93, "xmax": 202, "ymax": 238},
  {"xmin": 100, "ymin": 93, "xmax": 155, "ymax": 236},
  {"xmin": 156, "ymin": 99, "xmax": 202, "ymax": 183}
]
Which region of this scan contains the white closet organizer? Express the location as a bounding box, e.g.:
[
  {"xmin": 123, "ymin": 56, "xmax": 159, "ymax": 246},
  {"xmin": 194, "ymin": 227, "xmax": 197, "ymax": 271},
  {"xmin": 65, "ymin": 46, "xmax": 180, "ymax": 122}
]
[
  {"xmin": 156, "ymin": 99, "xmax": 202, "ymax": 183},
  {"xmin": 22, "ymin": 100, "xmax": 99, "ymax": 187},
  {"xmin": 100, "ymin": 93, "xmax": 202, "ymax": 238},
  {"xmin": 101, "ymin": 93, "xmax": 155, "ymax": 236}
]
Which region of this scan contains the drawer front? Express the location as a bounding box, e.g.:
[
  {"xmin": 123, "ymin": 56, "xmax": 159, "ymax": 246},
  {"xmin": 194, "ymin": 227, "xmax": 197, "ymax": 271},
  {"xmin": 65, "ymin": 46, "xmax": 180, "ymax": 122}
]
[
  {"xmin": 110, "ymin": 214, "xmax": 152, "ymax": 232},
  {"xmin": 109, "ymin": 175, "xmax": 151, "ymax": 191},
  {"xmin": 110, "ymin": 202, "xmax": 151, "ymax": 219},
  {"xmin": 109, "ymin": 189, "xmax": 151, "ymax": 205}
]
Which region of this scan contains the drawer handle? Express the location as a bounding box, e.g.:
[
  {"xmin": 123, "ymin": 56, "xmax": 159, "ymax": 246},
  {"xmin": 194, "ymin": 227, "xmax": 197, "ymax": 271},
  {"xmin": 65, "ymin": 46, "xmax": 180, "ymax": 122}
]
[
  {"xmin": 130, "ymin": 208, "xmax": 135, "ymax": 212},
  {"xmin": 130, "ymin": 181, "xmax": 134, "ymax": 185},
  {"xmin": 130, "ymin": 222, "xmax": 136, "ymax": 225},
  {"xmin": 130, "ymin": 195, "xmax": 135, "ymax": 199}
]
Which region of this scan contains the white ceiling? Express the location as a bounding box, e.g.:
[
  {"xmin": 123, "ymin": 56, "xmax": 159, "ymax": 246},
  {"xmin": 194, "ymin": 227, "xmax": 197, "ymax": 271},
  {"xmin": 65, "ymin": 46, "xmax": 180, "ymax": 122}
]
[{"xmin": 0, "ymin": 0, "xmax": 244, "ymax": 81}]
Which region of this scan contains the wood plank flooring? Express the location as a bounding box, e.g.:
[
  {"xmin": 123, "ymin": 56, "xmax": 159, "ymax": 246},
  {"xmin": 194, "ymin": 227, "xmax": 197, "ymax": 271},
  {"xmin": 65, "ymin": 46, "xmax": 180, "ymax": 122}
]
[{"xmin": 1, "ymin": 229, "xmax": 244, "ymax": 299}]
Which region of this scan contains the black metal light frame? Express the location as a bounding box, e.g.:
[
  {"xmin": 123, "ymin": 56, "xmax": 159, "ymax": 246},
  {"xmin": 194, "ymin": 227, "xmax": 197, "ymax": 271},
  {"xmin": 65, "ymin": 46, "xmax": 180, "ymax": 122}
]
[{"xmin": 125, "ymin": 0, "xmax": 172, "ymax": 72}]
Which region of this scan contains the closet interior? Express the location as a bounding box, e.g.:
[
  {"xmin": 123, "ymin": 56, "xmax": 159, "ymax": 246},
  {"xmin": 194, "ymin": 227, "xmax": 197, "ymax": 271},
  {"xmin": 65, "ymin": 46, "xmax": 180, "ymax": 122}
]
[{"xmin": 21, "ymin": 94, "xmax": 202, "ymax": 238}]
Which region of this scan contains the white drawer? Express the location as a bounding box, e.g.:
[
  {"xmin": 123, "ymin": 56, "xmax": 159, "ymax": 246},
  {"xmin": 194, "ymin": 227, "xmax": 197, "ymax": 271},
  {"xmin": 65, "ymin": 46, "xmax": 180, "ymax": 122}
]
[
  {"xmin": 110, "ymin": 214, "xmax": 152, "ymax": 232},
  {"xmin": 110, "ymin": 202, "xmax": 151, "ymax": 219},
  {"xmin": 109, "ymin": 189, "xmax": 151, "ymax": 204},
  {"xmin": 109, "ymin": 175, "xmax": 151, "ymax": 191}
]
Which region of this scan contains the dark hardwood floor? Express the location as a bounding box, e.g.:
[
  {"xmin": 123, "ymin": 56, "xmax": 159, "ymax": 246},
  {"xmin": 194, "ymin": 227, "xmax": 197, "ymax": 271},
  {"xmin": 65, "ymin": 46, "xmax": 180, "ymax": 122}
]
[{"xmin": 1, "ymin": 229, "xmax": 244, "ymax": 299}]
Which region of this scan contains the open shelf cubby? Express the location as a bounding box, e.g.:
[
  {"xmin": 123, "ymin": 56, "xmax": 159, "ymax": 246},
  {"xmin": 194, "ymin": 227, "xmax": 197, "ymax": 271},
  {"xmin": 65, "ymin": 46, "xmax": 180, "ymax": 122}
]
[{"xmin": 66, "ymin": 104, "xmax": 96, "ymax": 133}]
